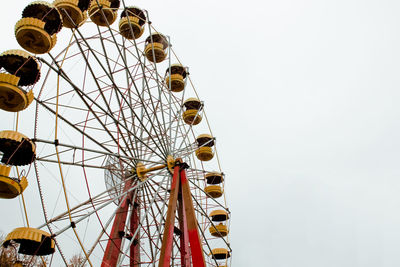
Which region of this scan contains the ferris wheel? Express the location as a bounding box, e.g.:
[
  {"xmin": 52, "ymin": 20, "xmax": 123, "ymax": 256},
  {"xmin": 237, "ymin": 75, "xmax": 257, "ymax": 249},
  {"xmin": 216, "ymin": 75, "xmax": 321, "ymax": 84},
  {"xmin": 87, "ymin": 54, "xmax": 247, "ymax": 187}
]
[{"xmin": 0, "ymin": 0, "xmax": 231, "ymax": 266}]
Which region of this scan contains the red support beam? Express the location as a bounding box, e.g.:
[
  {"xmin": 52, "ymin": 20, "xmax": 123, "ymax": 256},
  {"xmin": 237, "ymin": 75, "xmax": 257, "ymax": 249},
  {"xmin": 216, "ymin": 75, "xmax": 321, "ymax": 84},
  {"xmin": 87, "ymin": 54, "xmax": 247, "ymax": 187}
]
[
  {"xmin": 180, "ymin": 169, "xmax": 206, "ymax": 267},
  {"xmin": 130, "ymin": 198, "xmax": 140, "ymax": 266},
  {"xmin": 178, "ymin": 185, "xmax": 191, "ymax": 267},
  {"xmin": 102, "ymin": 180, "xmax": 133, "ymax": 267},
  {"xmin": 158, "ymin": 165, "xmax": 181, "ymax": 267},
  {"xmin": 158, "ymin": 163, "xmax": 206, "ymax": 267}
]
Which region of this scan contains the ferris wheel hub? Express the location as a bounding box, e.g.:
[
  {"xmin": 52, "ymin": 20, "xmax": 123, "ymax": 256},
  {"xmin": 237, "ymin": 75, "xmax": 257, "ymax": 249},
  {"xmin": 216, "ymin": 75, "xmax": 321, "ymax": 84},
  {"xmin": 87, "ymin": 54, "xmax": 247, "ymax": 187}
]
[
  {"xmin": 167, "ymin": 155, "xmax": 175, "ymax": 173},
  {"xmin": 136, "ymin": 156, "xmax": 176, "ymax": 181}
]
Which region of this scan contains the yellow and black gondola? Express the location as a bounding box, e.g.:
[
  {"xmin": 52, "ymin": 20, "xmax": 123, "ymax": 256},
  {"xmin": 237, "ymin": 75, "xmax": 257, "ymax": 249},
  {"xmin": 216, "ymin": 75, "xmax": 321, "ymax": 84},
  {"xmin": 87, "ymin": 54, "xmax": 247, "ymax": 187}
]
[
  {"xmin": 119, "ymin": 6, "xmax": 146, "ymax": 39},
  {"xmin": 54, "ymin": 0, "xmax": 91, "ymax": 28},
  {"xmin": 15, "ymin": 1, "xmax": 62, "ymax": 54},
  {"xmin": 88, "ymin": 0, "xmax": 120, "ymax": 26},
  {"xmin": 144, "ymin": 32, "xmax": 169, "ymax": 63},
  {"xmin": 0, "ymin": 50, "xmax": 40, "ymax": 112}
]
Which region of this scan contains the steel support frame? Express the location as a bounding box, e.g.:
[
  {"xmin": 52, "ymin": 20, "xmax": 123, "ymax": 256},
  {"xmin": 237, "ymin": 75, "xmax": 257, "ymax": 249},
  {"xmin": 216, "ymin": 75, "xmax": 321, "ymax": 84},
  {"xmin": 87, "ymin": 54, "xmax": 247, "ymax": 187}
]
[
  {"xmin": 101, "ymin": 163, "xmax": 205, "ymax": 266},
  {"xmin": 130, "ymin": 199, "xmax": 140, "ymax": 266},
  {"xmin": 159, "ymin": 164, "xmax": 206, "ymax": 267},
  {"xmin": 178, "ymin": 184, "xmax": 190, "ymax": 266},
  {"xmin": 102, "ymin": 179, "xmax": 139, "ymax": 267}
]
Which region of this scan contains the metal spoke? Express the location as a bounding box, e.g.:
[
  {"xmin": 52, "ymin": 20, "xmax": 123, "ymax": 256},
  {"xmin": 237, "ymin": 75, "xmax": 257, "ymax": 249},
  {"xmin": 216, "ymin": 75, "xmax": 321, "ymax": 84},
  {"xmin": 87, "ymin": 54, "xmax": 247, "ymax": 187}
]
[{"xmin": 72, "ymin": 25, "xmax": 170, "ymax": 158}]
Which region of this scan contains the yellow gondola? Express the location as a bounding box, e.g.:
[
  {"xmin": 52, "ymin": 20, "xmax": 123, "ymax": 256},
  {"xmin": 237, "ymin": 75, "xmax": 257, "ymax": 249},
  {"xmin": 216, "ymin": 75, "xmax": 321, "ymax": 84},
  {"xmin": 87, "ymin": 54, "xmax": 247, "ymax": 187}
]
[
  {"xmin": 0, "ymin": 50, "xmax": 40, "ymax": 112},
  {"xmin": 0, "ymin": 131, "xmax": 36, "ymax": 166},
  {"xmin": 0, "ymin": 164, "xmax": 28, "ymax": 199},
  {"xmin": 204, "ymin": 185, "xmax": 223, "ymax": 198},
  {"xmin": 209, "ymin": 209, "xmax": 229, "ymax": 221},
  {"xmin": 119, "ymin": 6, "xmax": 146, "ymax": 39},
  {"xmin": 195, "ymin": 134, "xmax": 214, "ymax": 161},
  {"xmin": 88, "ymin": 0, "xmax": 119, "ymax": 26},
  {"xmin": 210, "ymin": 248, "xmax": 231, "ymax": 260},
  {"xmin": 0, "ymin": 74, "xmax": 33, "ymax": 112},
  {"xmin": 165, "ymin": 64, "xmax": 187, "ymax": 92},
  {"xmin": 54, "ymin": 0, "xmax": 90, "ymax": 28},
  {"xmin": 144, "ymin": 32, "xmax": 169, "ymax": 63},
  {"xmin": 209, "ymin": 224, "xmax": 229, "ymax": 237},
  {"xmin": 205, "ymin": 172, "xmax": 224, "ymax": 184},
  {"xmin": 3, "ymin": 227, "xmax": 55, "ymax": 256},
  {"xmin": 15, "ymin": 1, "xmax": 62, "ymax": 54},
  {"xmin": 182, "ymin": 97, "xmax": 202, "ymax": 125},
  {"xmin": 208, "ymin": 209, "xmax": 229, "ymax": 237}
]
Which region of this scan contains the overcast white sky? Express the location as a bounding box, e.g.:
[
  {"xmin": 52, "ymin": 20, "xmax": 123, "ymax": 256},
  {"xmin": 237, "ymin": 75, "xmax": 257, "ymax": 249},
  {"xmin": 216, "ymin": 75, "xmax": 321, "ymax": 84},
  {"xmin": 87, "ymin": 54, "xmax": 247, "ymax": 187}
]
[{"xmin": 1, "ymin": 0, "xmax": 400, "ymax": 266}]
